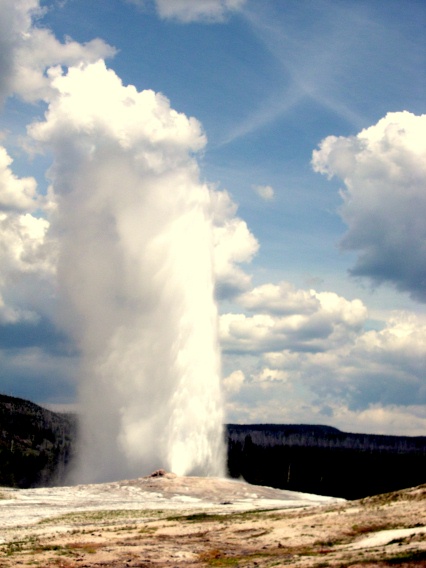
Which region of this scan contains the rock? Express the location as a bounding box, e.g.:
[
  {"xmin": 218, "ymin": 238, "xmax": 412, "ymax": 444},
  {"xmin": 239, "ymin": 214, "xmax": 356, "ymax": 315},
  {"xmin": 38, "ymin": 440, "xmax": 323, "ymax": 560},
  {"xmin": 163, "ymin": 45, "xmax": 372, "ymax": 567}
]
[{"xmin": 145, "ymin": 469, "xmax": 176, "ymax": 479}]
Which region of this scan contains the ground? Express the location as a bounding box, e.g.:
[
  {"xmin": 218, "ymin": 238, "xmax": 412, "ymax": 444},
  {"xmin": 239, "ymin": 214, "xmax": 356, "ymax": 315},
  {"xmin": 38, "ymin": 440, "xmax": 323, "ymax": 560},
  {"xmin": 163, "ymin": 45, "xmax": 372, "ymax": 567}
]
[{"xmin": 0, "ymin": 474, "xmax": 425, "ymax": 567}]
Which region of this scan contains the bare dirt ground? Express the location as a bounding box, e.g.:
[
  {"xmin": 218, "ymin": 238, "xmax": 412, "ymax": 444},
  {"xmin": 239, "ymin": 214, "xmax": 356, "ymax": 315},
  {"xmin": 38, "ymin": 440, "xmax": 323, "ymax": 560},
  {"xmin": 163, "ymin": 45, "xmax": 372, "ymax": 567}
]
[{"xmin": 1, "ymin": 474, "xmax": 425, "ymax": 567}]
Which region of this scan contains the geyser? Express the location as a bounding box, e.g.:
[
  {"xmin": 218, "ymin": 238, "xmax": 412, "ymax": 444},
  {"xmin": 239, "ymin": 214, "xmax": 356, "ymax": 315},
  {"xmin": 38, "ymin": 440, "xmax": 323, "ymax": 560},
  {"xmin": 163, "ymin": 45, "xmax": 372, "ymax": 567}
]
[{"xmin": 30, "ymin": 61, "xmax": 225, "ymax": 482}]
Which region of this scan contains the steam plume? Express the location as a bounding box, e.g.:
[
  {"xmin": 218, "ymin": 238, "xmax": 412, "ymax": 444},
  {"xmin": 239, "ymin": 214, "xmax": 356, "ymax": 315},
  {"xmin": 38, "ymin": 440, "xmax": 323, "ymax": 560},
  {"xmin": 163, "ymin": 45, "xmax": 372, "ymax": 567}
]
[{"xmin": 30, "ymin": 61, "xmax": 225, "ymax": 482}]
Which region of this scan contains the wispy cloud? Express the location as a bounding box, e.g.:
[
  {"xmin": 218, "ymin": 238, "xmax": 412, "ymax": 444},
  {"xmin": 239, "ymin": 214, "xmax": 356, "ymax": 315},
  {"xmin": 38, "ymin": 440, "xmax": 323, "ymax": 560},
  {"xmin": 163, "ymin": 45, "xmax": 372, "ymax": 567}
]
[
  {"xmin": 252, "ymin": 184, "xmax": 274, "ymax": 201},
  {"xmin": 221, "ymin": 2, "xmax": 384, "ymax": 144},
  {"xmin": 126, "ymin": 0, "xmax": 246, "ymax": 23}
]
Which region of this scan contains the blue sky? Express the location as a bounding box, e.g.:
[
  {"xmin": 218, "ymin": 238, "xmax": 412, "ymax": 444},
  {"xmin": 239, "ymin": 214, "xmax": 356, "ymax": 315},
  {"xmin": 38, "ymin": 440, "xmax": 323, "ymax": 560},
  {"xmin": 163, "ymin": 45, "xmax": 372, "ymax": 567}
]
[{"xmin": 0, "ymin": 0, "xmax": 425, "ymax": 436}]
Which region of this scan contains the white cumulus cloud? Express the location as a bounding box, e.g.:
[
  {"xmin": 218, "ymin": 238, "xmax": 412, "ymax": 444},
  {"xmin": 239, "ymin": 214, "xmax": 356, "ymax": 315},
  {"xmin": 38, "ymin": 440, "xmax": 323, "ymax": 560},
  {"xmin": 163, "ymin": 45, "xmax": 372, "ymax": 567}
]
[
  {"xmin": 221, "ymin": 274, "xmax": 425, "ymax": 433},
  {"xmin": 0, "ymin": 0, "xmax": 116, "ymax": 104},
  {"xmin": 222, "ymin": 281, "xmax": 367, "ymax": 354},
  {"xmin": 0, "ymin": 145, "xmax": 55, "ymax": 324},
  {"xmin": 238, "ymin": 281, "xmax": 319, "ymax": 315},
  {"xmin": 223, "ymin": 369, "xmax": 245, "ymax": 394},
  {"xmin": 223, "ymin": 303, "xmax": 426, "ymax": 420},
  {"xmin": 313, "ymin": 111, "xmax": 426, "ymax": 302},
  {"xmin": 210, "ymin": 189, "xmax": 259, "ymax": 298},
  {"xmin": 0, "ymin": 146, "xmax": 39, "ymax": 211}
]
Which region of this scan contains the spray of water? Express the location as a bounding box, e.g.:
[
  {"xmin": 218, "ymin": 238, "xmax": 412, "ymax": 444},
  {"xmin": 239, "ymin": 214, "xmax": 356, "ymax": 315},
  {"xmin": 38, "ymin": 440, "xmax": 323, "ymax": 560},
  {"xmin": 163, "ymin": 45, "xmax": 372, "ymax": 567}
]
[{"xmin": 30, "ymin": 61, "xmax": 225, "ymax": 482}]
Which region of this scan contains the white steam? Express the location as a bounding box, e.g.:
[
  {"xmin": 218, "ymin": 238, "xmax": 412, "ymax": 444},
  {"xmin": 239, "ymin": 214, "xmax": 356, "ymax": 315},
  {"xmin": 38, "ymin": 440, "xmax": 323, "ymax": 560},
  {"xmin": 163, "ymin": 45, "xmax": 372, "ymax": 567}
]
[{"xmin": 30, "ymin": 61, "xmax": 225, "ymax": 482}]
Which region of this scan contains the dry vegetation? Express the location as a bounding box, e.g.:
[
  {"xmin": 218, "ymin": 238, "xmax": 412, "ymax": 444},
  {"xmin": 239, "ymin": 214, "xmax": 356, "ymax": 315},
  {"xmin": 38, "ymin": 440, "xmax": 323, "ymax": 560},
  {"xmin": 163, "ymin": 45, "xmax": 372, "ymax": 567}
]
[{"xmin": 0, "ymin": 484, "xmax": 425, "ymax": 567}]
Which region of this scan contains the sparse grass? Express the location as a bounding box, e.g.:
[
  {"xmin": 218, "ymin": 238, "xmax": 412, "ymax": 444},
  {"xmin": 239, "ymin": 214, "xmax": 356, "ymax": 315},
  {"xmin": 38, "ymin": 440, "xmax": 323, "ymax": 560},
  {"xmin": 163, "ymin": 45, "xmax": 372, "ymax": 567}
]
[
  {"xmin": 385, "ymin": 549, "xmax": 426, "ymax": 564},
  {"xmin": 234, "ymin": 507, "xmax": 288, "ymax": 519},
  {"xmin": 312, "ymin": 520, "xmax": 415, "ymax": 550},
  {"xmin": 360, "ymin": 484, "xmax": 426, "ymax": 507},
  {"xmin": 349, "ymin": 521, "xmax": 400, "ymax": 536},
  {"xmin": 314, "ymin": 538, "xmax": 338, "ymax": 548},
  {"xmin": 0, "ymin": 539, "xmax": 57, "ymax": 558},
  {"xmin": 197, "ymin": 548, "xmax": 273, "ymax": 567},
  {"xmin": 198, "ymin": 549, "xmax": 240, "ymax": 566},
  {"xmin": 34, "ymin": 543, "xmax": 72, "ymax": 557},
  {"xmin": 335, "ymin": 548, "xmax": 426, "ymax": 567},
  {"xmin": 1, "ymin": 540, "xmax": 26, "ymax": 556},
  {"xmin": 64, "ymin": 541, "xmax": 103, "ymax": 554},
  {"xmin": 0, "ymin": 536, "xmax": 40, "ymax": 557},
  {"xmin": 138, "ymin": 525, "xmax": 157, "ymax": 535},
  {"xmin": 113, "ymin": 523, "xmax": 138, "ymax": 531},
  {"xmin": 166, "ymin": 507, "xmax": 282, "ymax": 524},
  {"xmin": 166, "ymin": 512, "xmax": 228, "ymax": 523},
  {"xmin": 198, "ymin": 540, "xmax": 340, "ymax": 567},
  {"xmin": 38, "ymin": 508, "xmax": 164, "ymax": 526},
  {"xmin": 0, "ymin": 534, "xmax": 104, "ymax": 561}
]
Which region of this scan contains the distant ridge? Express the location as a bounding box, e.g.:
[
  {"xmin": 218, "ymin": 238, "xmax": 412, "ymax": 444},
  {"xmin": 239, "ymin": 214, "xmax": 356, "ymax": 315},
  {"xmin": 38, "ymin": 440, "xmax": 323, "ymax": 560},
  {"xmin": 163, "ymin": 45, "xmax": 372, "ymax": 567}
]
[
  {"xmin": 228, "ymin": 423, "xmax": 342, "ymax": 436},
  {"xmin": 226, "ymin": 424, "xmax": 426, "ymax": 499},
  {"xmin": 227, "ymin": 422, "xmax": 426, "ymax": 449},
  {"xmin": 1, "ymin": 394, "xmax": 426, "ymax": 499},
  {"xmin": 0, "ymin": 394, "xmax": 75, "ymax": 488}
]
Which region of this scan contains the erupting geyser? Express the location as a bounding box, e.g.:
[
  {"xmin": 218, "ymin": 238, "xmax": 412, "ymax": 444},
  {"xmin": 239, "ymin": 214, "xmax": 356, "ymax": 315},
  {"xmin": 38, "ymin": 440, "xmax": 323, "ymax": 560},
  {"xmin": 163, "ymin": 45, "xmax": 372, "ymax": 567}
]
[{"xmin": 30, "ymin": 61, "xmax": 225, "ymax": 482}]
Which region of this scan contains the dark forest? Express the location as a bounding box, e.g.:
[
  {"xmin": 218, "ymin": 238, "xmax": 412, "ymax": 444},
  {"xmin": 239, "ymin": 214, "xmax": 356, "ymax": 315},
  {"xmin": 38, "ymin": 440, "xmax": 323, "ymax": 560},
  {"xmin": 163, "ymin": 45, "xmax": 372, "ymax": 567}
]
[{"xmin": 1, "ymin": 395, "xmax": 425, "ymax": 499}]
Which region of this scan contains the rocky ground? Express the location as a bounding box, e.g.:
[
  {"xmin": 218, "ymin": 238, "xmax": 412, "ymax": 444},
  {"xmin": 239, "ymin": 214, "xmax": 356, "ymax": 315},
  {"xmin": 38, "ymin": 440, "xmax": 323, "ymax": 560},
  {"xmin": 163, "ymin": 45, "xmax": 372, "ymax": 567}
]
[{"xmin": 0, "ymin": 473, "xmax": 425, "ymax": 567}]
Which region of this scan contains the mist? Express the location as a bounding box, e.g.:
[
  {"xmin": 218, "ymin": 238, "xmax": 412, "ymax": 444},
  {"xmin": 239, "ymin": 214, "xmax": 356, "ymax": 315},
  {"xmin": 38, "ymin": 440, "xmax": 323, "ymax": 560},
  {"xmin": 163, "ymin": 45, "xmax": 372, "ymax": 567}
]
[{"xmin": 30, "ymin": 61, "xmax": 225, "ymax": 482}]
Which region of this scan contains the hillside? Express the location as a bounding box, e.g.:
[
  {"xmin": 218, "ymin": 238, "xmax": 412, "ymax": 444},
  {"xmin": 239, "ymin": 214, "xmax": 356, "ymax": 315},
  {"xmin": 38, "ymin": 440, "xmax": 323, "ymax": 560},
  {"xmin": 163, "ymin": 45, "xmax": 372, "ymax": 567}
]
[
  {"xmin": 0, "ymin": 394, "xmax": 75, "ymax": 487},
  {"xmin": 1, "ymin": 394, "xmax": 425, "ymax": 499},
  {"xmin": 226, "ymin": 424, "xmax": 426, "ymax": 499}
]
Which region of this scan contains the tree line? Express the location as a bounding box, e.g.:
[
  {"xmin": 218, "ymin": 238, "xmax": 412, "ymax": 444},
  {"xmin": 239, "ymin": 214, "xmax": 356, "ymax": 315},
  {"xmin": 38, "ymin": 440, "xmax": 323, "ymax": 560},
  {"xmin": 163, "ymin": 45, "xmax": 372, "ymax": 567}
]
[
  {"xmin": 1, "ymin": 395, "xmax": 425, "ymax": 499},
  {"xmin": 226, "ymin": 424, "xmax": 426, "ymax": 499},
  {"xmin": 0, "ymin": 394, "xmax": 75, "ymax": 487}
]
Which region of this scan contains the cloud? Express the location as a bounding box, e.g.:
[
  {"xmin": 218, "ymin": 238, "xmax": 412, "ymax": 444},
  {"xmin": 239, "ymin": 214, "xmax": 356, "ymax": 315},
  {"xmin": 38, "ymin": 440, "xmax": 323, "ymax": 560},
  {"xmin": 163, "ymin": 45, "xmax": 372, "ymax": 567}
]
[
  {"xmin": 223, "ymin": 294, "xmax": 426, "ymax": 416},
  {"xmin": 224, "ymin": 395, "xmax": 426, "ymax": 436},
  {"xmin": 0, "ymin": 0, "xmax": 116, "ymax": 104},
  {"xmin": 253, "ymin": 184, "xmax": 274, "ymax": 201},
  {"xmin": 0, "ymin": 146, "xmax": 39, "ymax": 212},
  {"xmin": 0, "ymin": 207, "xmax": 56, "ymax": 332},
  {"xmin": 313, "ymin": 111, "xmax": 426, "ymax": 302},
  {"xmin": 252, "ymin": 367, "xmax": 289, "ymax": 385},
  {"xmin": 0, "ymin": 144, "xmax": 56, "ymax": 332},
  {"xmin": 29, "ymin": 60, "xmax": 207, "ymax": 158},
  {"xmin": 0, "ymin": 206, "xmax": 54, "ymax": 280},
  {"xmin": 238, "ymin": 281, "xmax": 319, "ymax": 315},
  {"xmin": 126, "ymin": 0, "xmax": 245, "ymax": 23},
  {"xmin": 223, "ymin": 369, "xmax": 245, "ymax": 394},
  {"xmin": 222, "ymin": 281, "xmax": 366, "ymax": 354},
  {"xmin": 154, "ymin": 0, "xmax": 246, "ymax": 23},
  {"xmin": 0, "ymin": 294, "xmax": 38, "ymax": 325},
  {"xmin": 224, "ymin": 312, "xmax": 426, "ymax": 434},
  {"xmin": 1, "ymin": 0, "xmax": 423, "ymax": 443},
  {"xmin": 0, "ymin": 0, "xmax": 117, "ymax": 411},
  {"xmin": 210, "ymin": 189, "xmax": 259, "ymax": 298},
  {"xmin": 221, "ymin": 275, "xmax": 425, "ymax": 434},
  {"xmin": 265, "ymin": 311, "xmax": 426, "ymax": 411}
]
